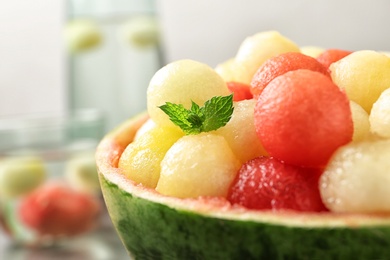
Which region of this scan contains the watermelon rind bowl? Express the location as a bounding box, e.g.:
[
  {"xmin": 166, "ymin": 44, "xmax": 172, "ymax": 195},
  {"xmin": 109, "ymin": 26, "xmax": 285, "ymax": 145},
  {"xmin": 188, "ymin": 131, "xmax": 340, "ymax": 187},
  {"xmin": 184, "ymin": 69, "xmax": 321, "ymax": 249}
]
[{"xmin": 96, "ymin": 112, "xmax": 390, "ymax": 260}]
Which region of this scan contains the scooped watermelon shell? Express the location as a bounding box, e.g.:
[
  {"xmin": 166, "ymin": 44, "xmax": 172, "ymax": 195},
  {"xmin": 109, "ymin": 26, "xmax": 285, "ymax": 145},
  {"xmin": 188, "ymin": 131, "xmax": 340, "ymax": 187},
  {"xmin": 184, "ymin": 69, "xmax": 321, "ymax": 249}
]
[{"xmin": 96, "ymin": 112, "xmax": 390, "ymax": 260}]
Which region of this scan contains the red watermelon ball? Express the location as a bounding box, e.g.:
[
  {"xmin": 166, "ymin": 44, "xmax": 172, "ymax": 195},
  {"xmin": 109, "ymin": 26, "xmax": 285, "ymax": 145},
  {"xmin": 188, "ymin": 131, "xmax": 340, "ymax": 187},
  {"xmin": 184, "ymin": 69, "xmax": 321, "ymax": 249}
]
[{"xmin": 254, "ymin": 69, "xmax": 353, "ymax": 167}]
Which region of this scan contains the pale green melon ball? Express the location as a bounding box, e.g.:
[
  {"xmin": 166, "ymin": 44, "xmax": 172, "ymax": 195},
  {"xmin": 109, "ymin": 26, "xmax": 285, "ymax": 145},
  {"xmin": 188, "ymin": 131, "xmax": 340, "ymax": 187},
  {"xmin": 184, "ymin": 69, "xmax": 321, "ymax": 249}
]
[
  {"xmin": 147, "ymin": 59, "xmax": 230, "ymax": 127},
  {"xmin": 156, "ymin": 133, "xmax": 241, "ymax": 198},
  {"xmin": 350, "ymin": 100, "xmax": 370, "ymax": 142},
  {"xmin": 215, "ymin": 99, "xmax": 267, "ymax": 163},
  {"xmin": 234, "ymin": 30, "xmax": 300, "ymax": 83},
  {"xmin": 369, "ymin": 88, "xmax": 390, "ymax": 138},
  {"xmin": 320, "ymin": 139, "xmax": 390, "ymax": 213}
]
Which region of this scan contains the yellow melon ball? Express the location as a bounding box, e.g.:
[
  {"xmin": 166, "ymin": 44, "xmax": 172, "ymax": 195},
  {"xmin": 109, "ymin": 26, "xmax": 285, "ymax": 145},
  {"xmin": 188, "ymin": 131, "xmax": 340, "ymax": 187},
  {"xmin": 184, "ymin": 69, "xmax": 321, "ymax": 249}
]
[
  {"xmin": 156, "ymin": 133, "xmax": 241, "ymax": 198},
  {"xmin": 215, "ymin": 99, "xmax": 267, "ymax": 163},
  {"xmin": 369, "ymin": 88, "xmax": 390, "ymax": 138},
  {"xmin": 234, "ymin": 31, "xmax": 300, "ymax": 84},
  {"xmin": 118, "ymin": 126, "xmax": 184, "ymax": 188},
  {"xmin": 300, "ymin": 46, "xmax": 325, "ymax": 58},
  {"xmin": 350, "ymin": 100, "xmax": 370, "ymax": 142},
  {"xmin": 147, "ymin": 60, "xmax": 230, "ymax": 127},
  {"xmin": 64, "ymin": 19, "xmax": 102, "ymax": 53},
  {"xmin": 330, "ymin": 50, "xmax": 390, "ymax": 113},
  {"xmin": 214, "ymin": 58, "xmax": 253, "ymax": 84},
  {"xmin": 320, "ymin": 139, "xmax": 390, "ymax": 213}
]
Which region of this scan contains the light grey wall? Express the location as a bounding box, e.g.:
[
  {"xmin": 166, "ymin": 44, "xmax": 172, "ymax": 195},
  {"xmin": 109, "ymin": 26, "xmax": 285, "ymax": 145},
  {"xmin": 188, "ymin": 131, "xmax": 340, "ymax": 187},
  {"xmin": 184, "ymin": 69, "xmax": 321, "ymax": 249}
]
[{"xmin": 158, "ymin": 0, "xmax": 390, "ymax": 67}]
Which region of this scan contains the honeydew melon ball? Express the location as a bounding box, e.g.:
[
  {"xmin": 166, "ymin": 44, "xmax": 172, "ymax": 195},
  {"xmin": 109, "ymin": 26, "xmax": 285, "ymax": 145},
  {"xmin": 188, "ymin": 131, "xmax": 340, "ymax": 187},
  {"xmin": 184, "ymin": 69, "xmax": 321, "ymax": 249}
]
[
  {"xmin": 64, "ymin": 19, "xmax": 102, "ymax": 53},
  {"xmin": 330, "ymin": 50, "xmax": 390, "ymax": 113},
  {"xmin": 156, "ymin": 133, "xmax": 241, "ymax": 198},
  {"xmin": 300, "ymin": 46, "xmax": 325, "ymax": 58},
  {"xmin": 147, "ymin": 59, "xmax": 230, "ymax": 127},
  {"xmin": 369, "ymin": 88, "xmax": 390, "ymax": 138},
  {"xmin": 234, "ymin": 31, "xmax": 300, "ymax": 84},
  {"xmin": 320, "ymin": 139, "xmax": 390, "ymax": 213},
  {"xmin": 350, "ymin": 100, "xmax": 370, "ymax": 142},
  {"xmin": 0, "ymin": 156, "xmax": 46, "ymax": 198},
  {"xmin": 215, "ymin": 99, "xmax": 267, "ymax": 163},
  {"xmin": 119, "ymin": 126, "xmax": 184, "ymax": 189}
]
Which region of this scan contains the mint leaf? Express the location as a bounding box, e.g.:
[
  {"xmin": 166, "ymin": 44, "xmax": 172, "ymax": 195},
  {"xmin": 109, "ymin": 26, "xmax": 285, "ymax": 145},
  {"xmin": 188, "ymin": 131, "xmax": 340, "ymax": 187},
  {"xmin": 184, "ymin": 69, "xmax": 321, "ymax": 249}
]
[{"xmin": 159, "ymin": 94, "xmax": 234, "ymax": 135}]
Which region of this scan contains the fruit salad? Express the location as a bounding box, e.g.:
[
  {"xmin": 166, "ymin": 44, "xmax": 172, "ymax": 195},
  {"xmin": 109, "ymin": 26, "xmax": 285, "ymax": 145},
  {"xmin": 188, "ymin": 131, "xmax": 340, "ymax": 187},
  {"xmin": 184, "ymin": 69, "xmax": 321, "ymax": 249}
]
[{"xmin": 116, "ymin": 30, "xmax": 390, "ymax": 215}]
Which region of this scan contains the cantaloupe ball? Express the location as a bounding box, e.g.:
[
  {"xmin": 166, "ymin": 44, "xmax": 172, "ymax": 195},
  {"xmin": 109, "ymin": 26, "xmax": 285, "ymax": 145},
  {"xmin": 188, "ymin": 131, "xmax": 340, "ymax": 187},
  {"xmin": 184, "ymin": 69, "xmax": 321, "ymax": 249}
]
[
  {"xmin": 350, "ymin": 100, "xmax": 370, "ymax": 142},
  {"xmin": 118, "ymin": 126, "xmax": 184, "ymax": 188},
  {"xmin": 234, "ymin": 31, "xmax": 300, "ymax": 84},
  {"xmin": 330, "ymin": 50, "xmax": 390, "ymax": 113},
  {"xmin": 215, "ymin": 99, "xmax": 267, "ymax": 163},
  {"xmin": 156, "ymin": 133, "xmax": 241, "ymax": 198},
  {"xmin": 320, "ymin": 139, "xmax": 390, "ymax": 213},
  {"xmin": 369, "ymin": 88, "xmax": 390, "ymax": 138},
  {"xmin": 147, "ymin": 60, "xmax": 230, "ymax": 127},
  {"xmin": 300, "ymin": 46, "xmax": 325, "ymax": 58}
]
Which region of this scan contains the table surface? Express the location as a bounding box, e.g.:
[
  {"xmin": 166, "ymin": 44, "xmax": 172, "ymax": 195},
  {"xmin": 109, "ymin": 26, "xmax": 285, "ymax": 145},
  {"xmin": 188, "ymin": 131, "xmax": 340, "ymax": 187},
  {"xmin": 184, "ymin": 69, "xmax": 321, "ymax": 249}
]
[{"xmin": 0, "ymin": 213, "xmax": 130, "ymax": 260}]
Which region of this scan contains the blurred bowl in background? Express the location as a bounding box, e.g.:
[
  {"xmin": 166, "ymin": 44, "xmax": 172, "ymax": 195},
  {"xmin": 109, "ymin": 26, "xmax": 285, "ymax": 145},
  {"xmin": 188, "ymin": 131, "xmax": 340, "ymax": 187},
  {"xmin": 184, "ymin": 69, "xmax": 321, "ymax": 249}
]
[{"xmin": 0, "ymin": 109, "xmax": 106, "ymax": 247}]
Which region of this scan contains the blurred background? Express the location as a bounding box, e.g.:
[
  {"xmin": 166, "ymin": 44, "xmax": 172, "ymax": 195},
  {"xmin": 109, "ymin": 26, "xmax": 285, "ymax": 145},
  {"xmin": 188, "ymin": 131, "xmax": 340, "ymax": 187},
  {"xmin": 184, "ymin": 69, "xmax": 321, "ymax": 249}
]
[{"xmin": 1, "ymin": 0, "xmax": 390, "ymax": 259}]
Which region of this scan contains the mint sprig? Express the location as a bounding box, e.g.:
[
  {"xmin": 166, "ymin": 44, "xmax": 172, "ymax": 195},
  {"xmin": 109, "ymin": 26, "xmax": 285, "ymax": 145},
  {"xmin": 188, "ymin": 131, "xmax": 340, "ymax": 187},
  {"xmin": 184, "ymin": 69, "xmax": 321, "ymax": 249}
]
[{"xmin": 159, "ymin": 94, "xmax": 234, "ymax": 135}]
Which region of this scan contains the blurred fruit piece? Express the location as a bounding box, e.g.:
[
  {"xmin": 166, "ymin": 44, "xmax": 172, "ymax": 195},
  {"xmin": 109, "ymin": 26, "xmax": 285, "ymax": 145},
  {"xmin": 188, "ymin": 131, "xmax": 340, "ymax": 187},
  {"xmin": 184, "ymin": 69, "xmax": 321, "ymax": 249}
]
[
  {"xmin": 254, "ymin": 70, "xmax": 353, "ymax": 167},
  {"xmin": 250, "ymin": 52, "xmax": 330, "ymax": 98},
  {"xmin": 65, "ymin": 153, "xmax": 100, "ymax": 194},
  {"xmin": 214, "ymin": 58, "xmax": 253, "ymax": 84},
  {"xmin": 226, "ymin": 82, "xmax": 253, "ymax": 101},
  {"xmin": 369, "ymin": 88, "xmax": 390, "ymax": 138},
  {"xmin": 228, "ymin": 156, "xmax": 327, "ymax": 212},
  {"xmin": 316, "ymin": 49, "xmax": 352, "ymax": 69},
  {"xmin": 330, "ymin": 50, "xmax": 390, "ymax": 113},
  {"xmin": 120, "ymin": 15, "xmax": 159, "ymax": 48},
  {"xmin": 320, "ymin": 139, "xmax": 390, "ymax": 213},
  {"xmin": 235, "ymin": 31, "xmax": 300, "ymax": 84},
  {"xmin": 18, "ymin": 182, "xmax": 100, "ymax": 236},
  {"xmin": 64, "ymin": 19, "xmax": 102, "ymax": 53},
  {"xmin": 0, "ymin": 156, "xmax": 46, "ymax": 198}
]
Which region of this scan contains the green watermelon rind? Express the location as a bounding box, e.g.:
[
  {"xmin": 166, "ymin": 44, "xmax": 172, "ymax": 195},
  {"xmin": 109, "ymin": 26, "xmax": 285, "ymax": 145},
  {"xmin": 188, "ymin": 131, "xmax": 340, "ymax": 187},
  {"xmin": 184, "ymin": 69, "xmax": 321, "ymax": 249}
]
[{"xmin": 97, "ymin": 113, "xmax": 390, "ymax": 260}]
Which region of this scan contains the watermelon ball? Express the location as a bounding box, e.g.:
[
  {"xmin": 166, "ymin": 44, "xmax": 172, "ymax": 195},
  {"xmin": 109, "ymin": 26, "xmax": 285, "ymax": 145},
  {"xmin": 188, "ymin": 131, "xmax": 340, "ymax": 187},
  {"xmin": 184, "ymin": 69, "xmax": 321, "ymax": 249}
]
[
  {"xmin": 18, "ymin": 182, "xmax": 100, "ymax": 237},
  {"xmin": 227, "ymin": 156, "xmax": 327, "ymax": 212},
  {"xmin": 316, "ymin": 49, "xmax": 353, "ymax": 69},
  {"xmin": 226, "ymin": 81, "xmax": 253, "ymax": 101},
  {"xmin": 250, "ymin": 52, "xmax": 330, "ymax": 99},
  {"xmin": 254, "ymin": 69, "xmax": 353, "ymax": 168}
]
